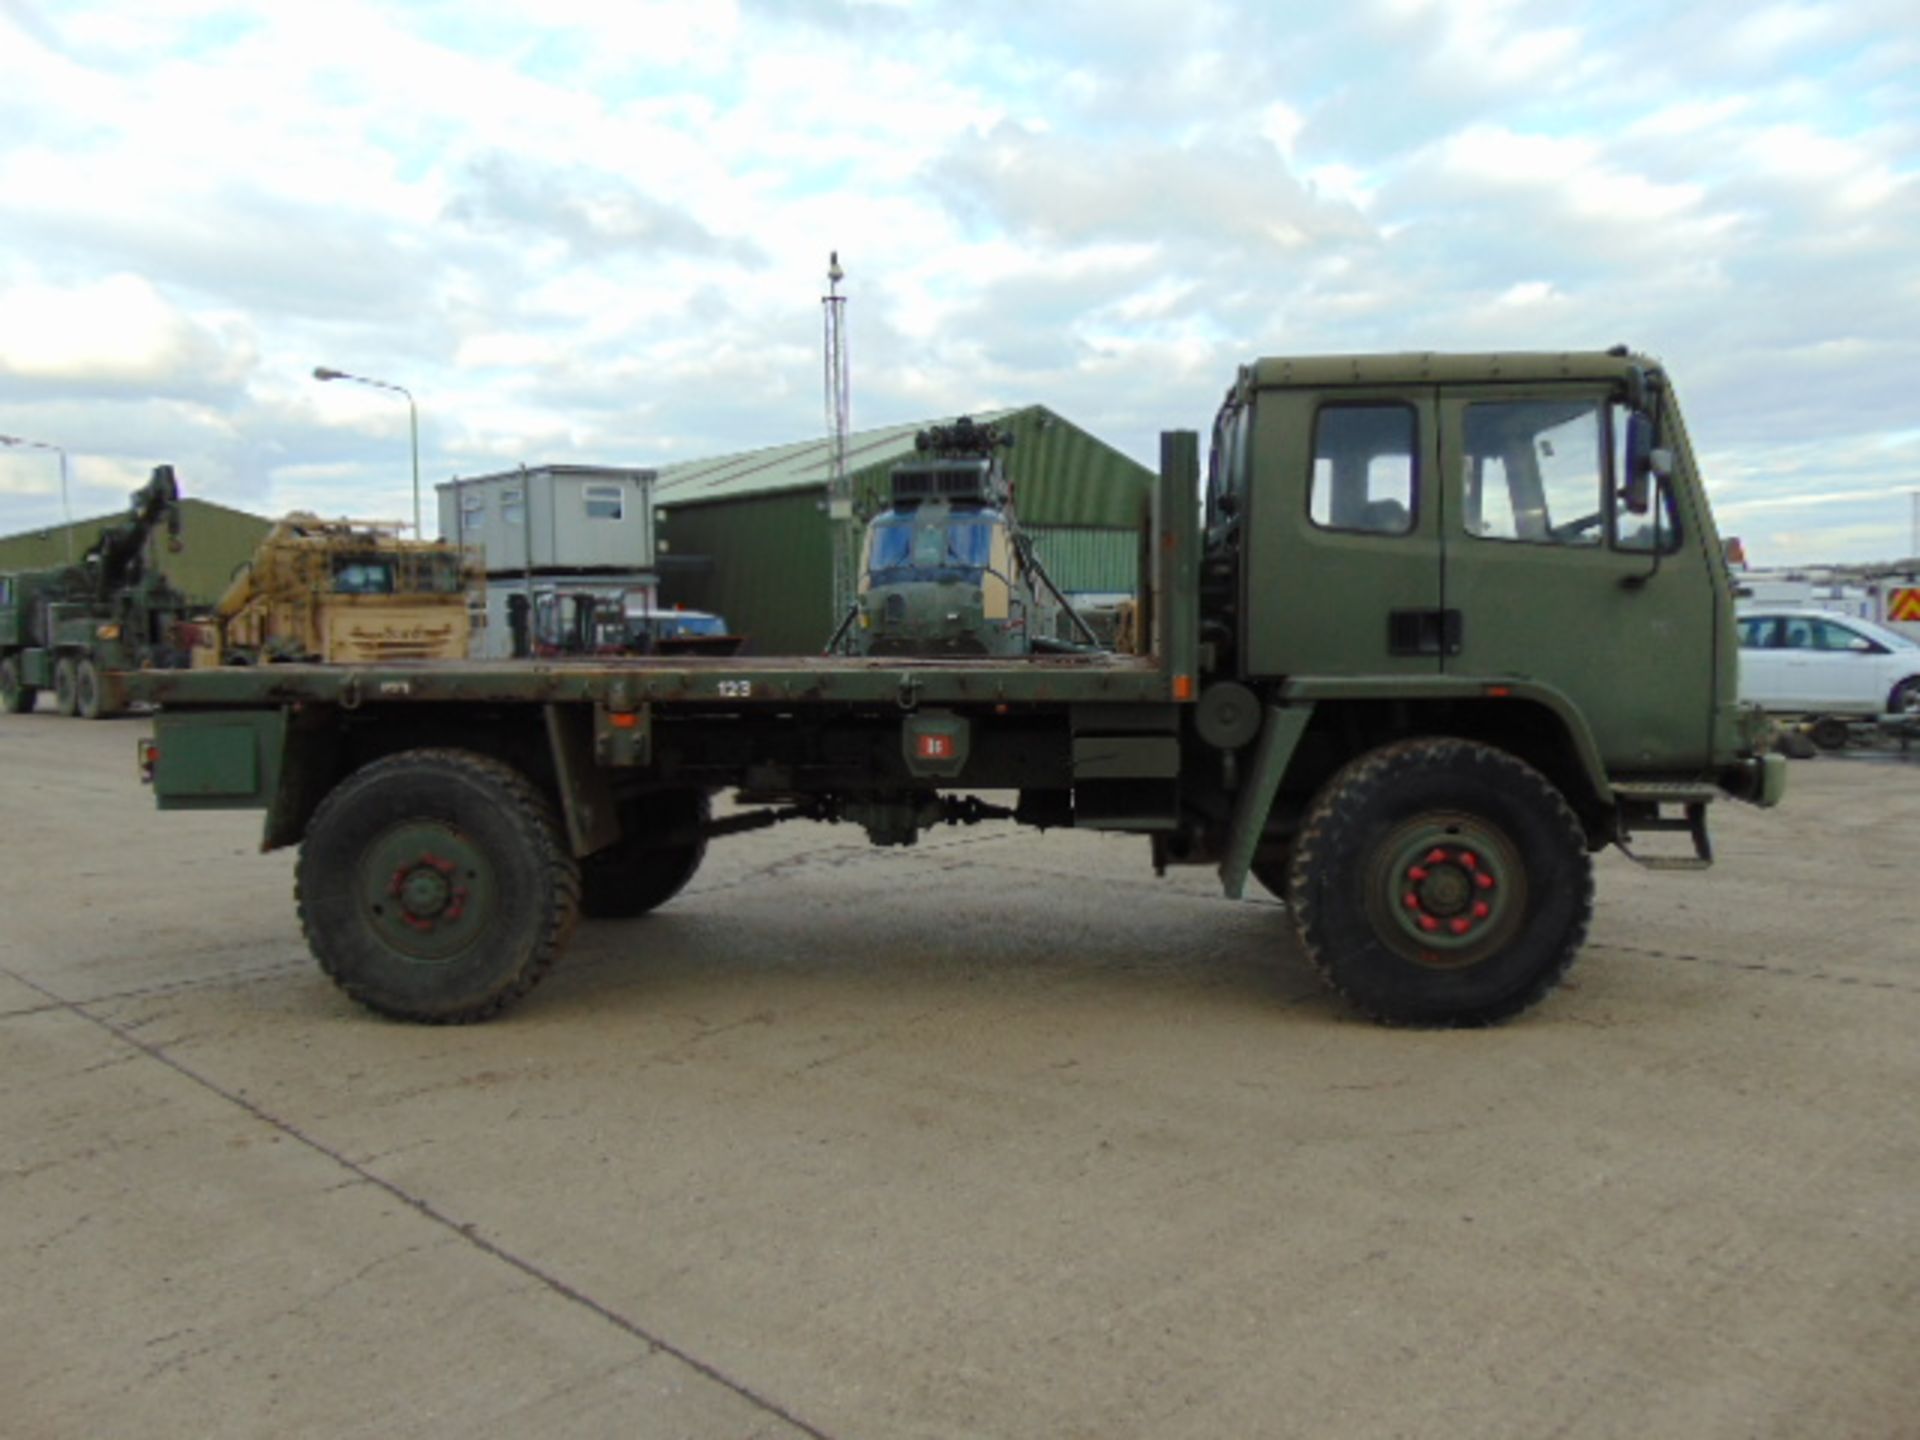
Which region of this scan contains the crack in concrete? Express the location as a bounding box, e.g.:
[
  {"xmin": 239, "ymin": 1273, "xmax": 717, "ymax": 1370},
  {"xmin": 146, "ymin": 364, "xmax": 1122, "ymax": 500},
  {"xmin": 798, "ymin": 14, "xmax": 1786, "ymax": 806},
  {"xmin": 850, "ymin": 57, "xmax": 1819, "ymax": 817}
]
[{"xmin": 0, "ymin": 962, "xmax": 839, "ymax": 1440}]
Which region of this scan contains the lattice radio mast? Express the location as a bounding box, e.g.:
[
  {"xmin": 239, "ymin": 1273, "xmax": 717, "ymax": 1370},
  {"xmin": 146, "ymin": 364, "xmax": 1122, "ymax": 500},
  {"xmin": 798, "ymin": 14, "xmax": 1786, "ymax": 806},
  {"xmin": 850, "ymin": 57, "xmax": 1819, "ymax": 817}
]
[{"xmin": 823, "ymin": 252, "xmax": 855, "ymax": 643}]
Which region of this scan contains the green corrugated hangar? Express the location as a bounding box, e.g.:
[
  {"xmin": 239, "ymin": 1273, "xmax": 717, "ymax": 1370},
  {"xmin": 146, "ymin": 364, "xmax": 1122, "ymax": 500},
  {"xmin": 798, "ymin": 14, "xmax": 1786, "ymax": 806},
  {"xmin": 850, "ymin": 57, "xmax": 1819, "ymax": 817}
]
[
  {"xmin": 655, "ymin": 404, "xmax": 1155, "ymax": 654},
  {"xmin": 0, "ymin": 498, "xmax": 273, "ymax": 607}
]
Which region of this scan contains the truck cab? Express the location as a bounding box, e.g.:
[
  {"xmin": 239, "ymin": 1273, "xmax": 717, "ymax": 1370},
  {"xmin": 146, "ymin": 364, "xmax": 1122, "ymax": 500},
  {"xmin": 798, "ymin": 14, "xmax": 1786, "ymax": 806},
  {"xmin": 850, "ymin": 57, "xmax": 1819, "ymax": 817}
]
[{"xmin": 1202, "ymin": 349, "xmax": 1763, "ymax": 789}]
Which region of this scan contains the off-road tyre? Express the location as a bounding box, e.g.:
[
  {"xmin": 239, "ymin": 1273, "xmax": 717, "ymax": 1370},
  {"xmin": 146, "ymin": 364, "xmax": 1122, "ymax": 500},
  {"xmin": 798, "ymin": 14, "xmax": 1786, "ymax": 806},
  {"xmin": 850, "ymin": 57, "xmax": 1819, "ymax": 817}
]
[
  {"xmin": 295, "ymin": 749, "xmax": 580, "ymax": 1023},
  {"xmin": 579, "ymin": 790, "xmax": 710, "ymax": 919},
  {"xmin": 52, "ymin": 656, "xmax": 78, "ymax": 717},
  {"xmin": 0, "ymin": 657, "xmax": 36, "ymax": 714},
  {"xmin": 75, "ymin": 659, "xmax": 109, "ymax": 720},
  {"xmin": 1287, "ymin": 737, "xmax": 1593, "ymax": 1027},
  {"xmin": 1807, "ymin": 716, "xmax": 1850, "ymax": 751}
]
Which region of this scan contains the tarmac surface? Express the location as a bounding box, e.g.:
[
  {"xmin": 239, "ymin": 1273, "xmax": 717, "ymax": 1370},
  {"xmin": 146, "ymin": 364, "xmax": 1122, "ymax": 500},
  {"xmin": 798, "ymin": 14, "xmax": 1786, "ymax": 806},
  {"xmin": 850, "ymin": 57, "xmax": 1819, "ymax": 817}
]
[{"xmin": 2, "ymin": 714, "xmax": 1915, "ymax": 1439}]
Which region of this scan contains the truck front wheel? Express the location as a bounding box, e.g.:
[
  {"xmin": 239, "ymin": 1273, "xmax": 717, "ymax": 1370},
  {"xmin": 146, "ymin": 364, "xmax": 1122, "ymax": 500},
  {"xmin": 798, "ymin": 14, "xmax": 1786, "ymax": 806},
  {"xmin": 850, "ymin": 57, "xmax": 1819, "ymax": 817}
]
[
  {"xmin": 295, "ymin": 749, "xmax": 581, "ymax": 1023},
  {"xmin": 579, "ymin": 790, "xmax": 711, "ymax": 919},
  {"xmin": 1287, "ymin": 738, "xmax": 1592, "ymax": 1027},
  {"xmin": 53, "ymin": 657, "xmax": 79, "ymax": 717},
  {"xmin": 0, "ymin": 657, "xmax": 36, "ymax": 714}
]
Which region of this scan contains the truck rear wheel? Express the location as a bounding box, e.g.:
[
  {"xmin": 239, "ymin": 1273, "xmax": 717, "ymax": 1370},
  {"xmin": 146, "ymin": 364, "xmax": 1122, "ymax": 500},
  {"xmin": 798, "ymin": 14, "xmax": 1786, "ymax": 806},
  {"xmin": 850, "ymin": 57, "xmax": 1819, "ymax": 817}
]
[
  {"xmin": 75, "ymin": 659, "xmax": 110, "ymax": 720},
  {"xmin": 0, "ymin": 658, "xmax": 36, "ymax": 714},
  {"xmin": 295, "ymin": 749, "xmax": 580, "ymax": 1023},
  {"xmin": 53, "ymin": 657, "xmax": 79, "ymax": 717},
  {"xmin": 579, "ymin": 789, "xmax": 711, "ymax": 919},
  {"xmin": 1287, "ymin": 738, "xmax": 1592, "ymax": 1027}
]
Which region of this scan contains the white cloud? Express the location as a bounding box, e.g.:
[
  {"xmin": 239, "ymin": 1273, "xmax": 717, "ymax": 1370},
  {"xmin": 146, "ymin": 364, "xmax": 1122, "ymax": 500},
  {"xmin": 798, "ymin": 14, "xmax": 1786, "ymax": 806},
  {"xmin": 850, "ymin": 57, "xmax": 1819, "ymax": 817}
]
[
  {"xmin": 0, "ymin": 0, "xmax": 1913, "ymax": 563},
  {"xmin": 0, "ymin": 274, "xmax": 255, "ymax": 393}
]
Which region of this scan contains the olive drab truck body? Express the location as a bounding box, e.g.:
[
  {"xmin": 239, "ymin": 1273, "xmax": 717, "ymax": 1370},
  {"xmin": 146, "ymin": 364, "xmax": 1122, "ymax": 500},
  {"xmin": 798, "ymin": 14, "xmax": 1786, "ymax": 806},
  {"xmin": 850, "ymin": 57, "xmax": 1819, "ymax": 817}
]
[{"xmin": 130, "ymin": 350, "xmax": 1783, "ymax": 1027}]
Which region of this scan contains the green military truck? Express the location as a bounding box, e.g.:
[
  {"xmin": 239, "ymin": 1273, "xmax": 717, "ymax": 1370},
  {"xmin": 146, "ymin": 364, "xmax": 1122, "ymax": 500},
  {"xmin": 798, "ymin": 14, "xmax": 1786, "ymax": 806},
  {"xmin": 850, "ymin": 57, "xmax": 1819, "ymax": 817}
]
[
  {"xmin": 131, "ymin": 349, "xmax": 1783, "ymax": 1027},
  {"xmin": 1, "ymin": 464, "xmax": 194, "ymax": 718}
]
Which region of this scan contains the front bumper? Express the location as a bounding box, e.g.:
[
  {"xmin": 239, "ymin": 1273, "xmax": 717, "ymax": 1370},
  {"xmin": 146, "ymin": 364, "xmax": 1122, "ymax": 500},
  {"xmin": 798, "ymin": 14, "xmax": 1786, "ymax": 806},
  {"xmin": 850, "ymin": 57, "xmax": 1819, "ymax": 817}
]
[{"xmin": 1720, "ymin": 751, "xmax": 1788, "ymax": 809}]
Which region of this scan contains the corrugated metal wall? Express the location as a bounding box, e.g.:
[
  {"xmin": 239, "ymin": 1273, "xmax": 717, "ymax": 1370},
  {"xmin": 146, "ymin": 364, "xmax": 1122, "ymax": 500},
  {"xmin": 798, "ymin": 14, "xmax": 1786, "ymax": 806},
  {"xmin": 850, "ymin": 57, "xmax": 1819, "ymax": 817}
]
[
  {"xmin": 0, "ymin": 499, "xmax": 273, "ymax": 606},
  {"xmin": 657, "ymin": 489, "xmax": 834, "ymax": 655},
  {"xmin": 656, "ymin": 406, "xmax": 1155, "ymax": 654},
  {"xmin": 1026, "ymin": 527, "xmax": 1140, "ymax": 594}
]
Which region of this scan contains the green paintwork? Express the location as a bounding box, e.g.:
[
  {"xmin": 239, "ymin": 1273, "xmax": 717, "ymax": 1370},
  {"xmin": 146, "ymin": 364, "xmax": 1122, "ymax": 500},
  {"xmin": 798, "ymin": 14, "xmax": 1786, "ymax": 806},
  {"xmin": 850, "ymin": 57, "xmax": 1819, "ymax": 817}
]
[
  {"xmin": 1224, "ymin": 349, "xmax": 1732, "ymax": 776},
  {"xmin": 134, "ymin": 350, "xmax": 1778, "ymax": 882},
  {"xmin": 1277, "ymin": 674, "xmax": 1615, "ymax": 805},
  {"xmin": 1218, "ymin": 703, "xmax": 1315, "ymax": 900},
  {"xmin": 1370, "ymin": 819, "xmax": 1522, "ymax": 966},
  {"xmin": 150, "ymin": 708, "xmax": 286, "ymax": 809}
]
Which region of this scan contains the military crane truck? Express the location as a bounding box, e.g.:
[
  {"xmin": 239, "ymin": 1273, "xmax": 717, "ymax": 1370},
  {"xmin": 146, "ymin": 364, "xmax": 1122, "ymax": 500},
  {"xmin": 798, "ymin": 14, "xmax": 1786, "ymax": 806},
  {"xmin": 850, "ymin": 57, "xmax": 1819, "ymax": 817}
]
[
  {"xmin": 130, "ymin": 350, "xmax": 1784, "ymax": 1028},
  {"xmin": 1, "ymin": 464, "xmax": 193, "ymax": 719}
]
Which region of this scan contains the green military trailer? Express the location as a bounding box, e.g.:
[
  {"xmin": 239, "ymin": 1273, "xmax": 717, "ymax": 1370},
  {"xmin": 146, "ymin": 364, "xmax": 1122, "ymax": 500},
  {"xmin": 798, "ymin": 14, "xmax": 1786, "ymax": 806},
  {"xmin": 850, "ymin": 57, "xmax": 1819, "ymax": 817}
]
[{"xmin": 131, "ymin": 349, "xmax": 1784, "ymax": 1027}]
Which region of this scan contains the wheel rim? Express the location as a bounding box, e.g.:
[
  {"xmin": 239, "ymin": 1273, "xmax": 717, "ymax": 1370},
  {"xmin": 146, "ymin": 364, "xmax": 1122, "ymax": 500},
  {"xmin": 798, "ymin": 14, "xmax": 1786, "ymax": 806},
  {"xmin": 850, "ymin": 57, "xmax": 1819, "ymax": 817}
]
[
  {"xmin": 1364, "ymin": 811, "xmax": 1528, "ymax": 969},
  {"xmin": 356, "ymin": 821, "xmax": 497, "ymax": 962}
]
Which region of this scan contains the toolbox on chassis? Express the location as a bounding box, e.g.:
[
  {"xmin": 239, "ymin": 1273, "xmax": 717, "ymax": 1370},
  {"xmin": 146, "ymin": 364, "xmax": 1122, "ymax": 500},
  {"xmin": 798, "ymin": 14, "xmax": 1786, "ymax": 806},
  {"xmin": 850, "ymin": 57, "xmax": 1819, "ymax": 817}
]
[{"xmin": 132, "ymin": 350, "xmax": 1784, "ymax": 1028}]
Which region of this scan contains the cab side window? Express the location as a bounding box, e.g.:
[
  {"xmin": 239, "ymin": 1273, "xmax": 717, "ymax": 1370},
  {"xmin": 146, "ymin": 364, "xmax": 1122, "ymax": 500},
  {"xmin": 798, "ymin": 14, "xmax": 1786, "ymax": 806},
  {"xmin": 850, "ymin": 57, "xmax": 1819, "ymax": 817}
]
[
  {"xmin": 1736, "ymin": 616, "xmax": 1779, "ymax": 649},
  {"xmin": 1309, "ymin": 404, "xmax": 1416, "ymax": 536},
  {"xmin": 1206, "ymin": 395, "xmax": 1254, "ymax": 534},
  {"xmin": 1461, "ymin": 400, "xmax": 1604, "ymax": 546}
]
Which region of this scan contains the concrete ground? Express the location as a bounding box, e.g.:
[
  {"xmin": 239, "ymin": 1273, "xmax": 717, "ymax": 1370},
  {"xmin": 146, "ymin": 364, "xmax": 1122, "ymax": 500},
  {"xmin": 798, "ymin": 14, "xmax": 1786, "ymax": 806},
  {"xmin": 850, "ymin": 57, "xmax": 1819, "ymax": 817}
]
[{"xmin": 2, "ymin": 715, "xmax": 1914, "ymax": 1440}]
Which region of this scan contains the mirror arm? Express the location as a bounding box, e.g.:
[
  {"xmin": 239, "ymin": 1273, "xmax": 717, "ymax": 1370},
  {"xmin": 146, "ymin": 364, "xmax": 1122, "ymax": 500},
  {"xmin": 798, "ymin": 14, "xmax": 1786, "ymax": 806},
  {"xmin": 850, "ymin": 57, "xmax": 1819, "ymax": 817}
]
[{"xmin": 1620, "ymin": 477, "xmax": 1668, "ymax": 591}]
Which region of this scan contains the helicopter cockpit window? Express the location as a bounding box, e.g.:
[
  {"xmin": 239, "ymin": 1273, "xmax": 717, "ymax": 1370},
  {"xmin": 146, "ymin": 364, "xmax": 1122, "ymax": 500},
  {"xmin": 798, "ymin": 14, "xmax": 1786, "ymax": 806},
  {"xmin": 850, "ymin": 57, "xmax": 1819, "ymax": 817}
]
[
  {"xmin": 868, "ymin": 518, "xmax": 915, "ymax": 573},
  {"xmin": 938, "ymin": 518, "xmax": 995, "ymax": 568},
  {"xmin": 869, "ymin": 512, "xmax": 1001, "ymax": 582}
]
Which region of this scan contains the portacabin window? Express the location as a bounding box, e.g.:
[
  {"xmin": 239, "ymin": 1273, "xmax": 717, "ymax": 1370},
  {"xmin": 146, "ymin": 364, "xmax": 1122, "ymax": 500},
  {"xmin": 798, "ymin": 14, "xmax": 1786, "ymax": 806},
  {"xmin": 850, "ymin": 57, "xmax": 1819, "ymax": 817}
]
[
  {"xmin": 459, "ymin": 491, "xmax": 485, "ymax": 533},
  {"xmin": 584, "ymin": 483, "xmax": 624, "ymax": 521},
  {"xmin": 1309, "ymin": 403, "xmax": 1416, "ymax": 536},
  {"xmin": 501, "ymin": 488, "xmax": 526, "ymax": 526}
]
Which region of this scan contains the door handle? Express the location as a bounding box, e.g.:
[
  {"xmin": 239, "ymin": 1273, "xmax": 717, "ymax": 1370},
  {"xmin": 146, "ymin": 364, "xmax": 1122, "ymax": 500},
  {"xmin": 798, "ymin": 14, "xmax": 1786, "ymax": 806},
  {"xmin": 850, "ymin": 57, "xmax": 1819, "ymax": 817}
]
[{"xmin": 1389, "ymin": 608, "xmax": 1463, "ymax": 657}]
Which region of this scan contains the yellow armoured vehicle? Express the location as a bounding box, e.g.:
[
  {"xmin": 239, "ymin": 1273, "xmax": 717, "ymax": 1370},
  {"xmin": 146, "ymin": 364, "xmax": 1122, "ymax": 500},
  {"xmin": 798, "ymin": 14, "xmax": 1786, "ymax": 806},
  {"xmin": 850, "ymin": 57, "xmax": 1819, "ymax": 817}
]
[{"xmin": 198, "ymin": 515, "xmax": 478, "ymax": 666}]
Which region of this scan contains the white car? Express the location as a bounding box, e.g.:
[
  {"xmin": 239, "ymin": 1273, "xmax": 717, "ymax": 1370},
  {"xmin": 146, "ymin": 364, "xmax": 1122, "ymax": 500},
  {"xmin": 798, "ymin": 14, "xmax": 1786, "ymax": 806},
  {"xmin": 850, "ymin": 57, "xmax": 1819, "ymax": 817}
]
[{"xmin": 1736, "ymin": 609, "xmax": 1920, "ymax": 725}]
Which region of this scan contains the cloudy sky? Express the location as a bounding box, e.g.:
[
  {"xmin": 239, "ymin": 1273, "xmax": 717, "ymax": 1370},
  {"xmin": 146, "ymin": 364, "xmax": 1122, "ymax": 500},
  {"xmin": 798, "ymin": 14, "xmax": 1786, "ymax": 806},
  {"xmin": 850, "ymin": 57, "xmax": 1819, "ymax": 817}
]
[{"xmin": 1, "ymin": 0, "xmax": 1915, "ymax": 565}]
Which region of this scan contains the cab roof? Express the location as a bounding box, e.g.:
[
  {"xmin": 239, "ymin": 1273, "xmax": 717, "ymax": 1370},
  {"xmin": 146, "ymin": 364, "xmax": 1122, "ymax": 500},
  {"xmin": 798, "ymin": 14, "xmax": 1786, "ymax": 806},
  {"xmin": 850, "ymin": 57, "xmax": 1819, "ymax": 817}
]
[{"xmin": 1245, "ymin": 349, "xmax": 1654, "ymax": 391}]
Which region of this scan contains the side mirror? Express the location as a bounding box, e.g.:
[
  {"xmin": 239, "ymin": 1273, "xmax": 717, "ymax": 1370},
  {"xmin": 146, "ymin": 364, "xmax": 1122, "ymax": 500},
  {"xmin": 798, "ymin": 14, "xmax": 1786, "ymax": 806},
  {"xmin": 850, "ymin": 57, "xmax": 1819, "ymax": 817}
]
[{"xmin": 1621, "ymin": 412, "xmax": 1663, "ymax": 515}]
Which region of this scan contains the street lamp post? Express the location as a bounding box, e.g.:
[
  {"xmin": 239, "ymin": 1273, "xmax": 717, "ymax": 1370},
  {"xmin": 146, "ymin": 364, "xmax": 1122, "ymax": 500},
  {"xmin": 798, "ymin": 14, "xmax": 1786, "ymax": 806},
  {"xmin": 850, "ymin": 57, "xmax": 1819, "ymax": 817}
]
[
  {"xmin": 0, "ymin": 433, "xmax": 74, "ymax": 563},
  {"xmin": 313, "ymin": 367, "xmax": 421, "ymax": 536}
]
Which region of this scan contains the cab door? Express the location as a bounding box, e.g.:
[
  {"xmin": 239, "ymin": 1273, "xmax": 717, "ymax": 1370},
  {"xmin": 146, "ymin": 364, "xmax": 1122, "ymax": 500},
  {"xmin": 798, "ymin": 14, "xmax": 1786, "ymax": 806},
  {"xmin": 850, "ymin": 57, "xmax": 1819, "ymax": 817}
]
[
  {"xmin": 1243, "ymin": 386, "xmax": 1445, "ymax": 679},
  {"xmin": 1437, "ymin": 387, "xmax": 1717, "ymax": 770}
]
